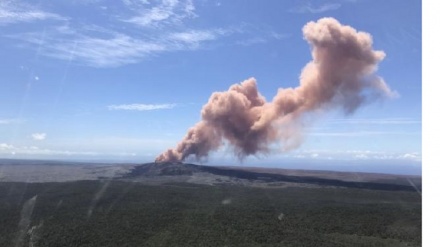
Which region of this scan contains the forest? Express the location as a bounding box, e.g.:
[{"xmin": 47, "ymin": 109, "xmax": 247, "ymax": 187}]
[{"xmin": 0, "ymin": 180, "xmax": 421, "ymax": 246}]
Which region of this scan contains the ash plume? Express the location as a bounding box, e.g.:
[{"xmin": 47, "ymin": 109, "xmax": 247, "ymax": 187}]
[{"xmin": 155, "ymin": 17, "xmax": 396, "ymax": 163}]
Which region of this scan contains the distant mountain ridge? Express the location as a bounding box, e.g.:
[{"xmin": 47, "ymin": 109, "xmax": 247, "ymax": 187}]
[{"xmin": 125, "ymin": 162, "xmax": 421, "ymax": 192}]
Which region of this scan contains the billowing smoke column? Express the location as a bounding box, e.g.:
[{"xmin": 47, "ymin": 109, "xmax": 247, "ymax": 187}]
[{"xmin": 155, "ymin": 17, "xmax": 396, "ymax": 163}]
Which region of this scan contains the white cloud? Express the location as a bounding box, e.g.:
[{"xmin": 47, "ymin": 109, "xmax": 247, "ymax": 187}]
[
  {"xmin": 291, "ymin": 3, "xmax": 341, "ymax": 14},
  {"xmin": 167, "ymin": 29, "xmax": 233, "ymax": 49},
  {"xmin": 0, "ymin": 118, "xmax": 23, "ymax": 124},
  {"xmin": 286, "ymin": 149, "xmax": 421, "ymax": 162},
  {"xmin": 2, "ymin": 0, "xmax": 272, "ymax": 67},
  {"xmin": 309, "ymin": 131, "xmax": 418, "ymax": 137},
  {"xmin": 31, "ymin": 133, "xmax": 47, "ymax": 141},
  {"xmin": 108, "ymin": 103, "xmax": 176, "ymax": 111},
  {"xmin": 399, "ymin": 153, "xmax": 421, "ymax": 161},
  {"xmin": 8, "ymin": 25, "xmax": 235, "ymax": 67},
  {"xmin": 123, "ymin": 0, "xmax": 196, "ymax": 27},
  {"xmin": 0, "ymin": 1, "xmax": 65, "ymax": 25},
  {"xmin": 126, "ymin": 6, "xmax": 173, "ymax": 26},
  {"xmin": 53, "ymin": 34, "xmax": 166, "ymax": 67},
  {"xmin": 169, "ymin": 30, "xmax": 217, "ymax": 44},
  {"xmin": 0, "ymin": 143, "xmax": 14, "ymax": 150},
  {"xmin": 352, "ymin": 151, "xmax": 421, "ymax": 162},
  {"xmin": 327, "ymin": 118, "xmax": 421, "ymax": 125},
  {"xmin": 235, "ymin": 31, "xmax": 290, "ymax": 46},
  {"xmin": 354, "ymin": 154, "xmax": 368, "ymax": 159},
  {"xmin": 0, "ymin": 143, "xmax": 98, "ymax": 156},
  {"xmin": 0, "ymin": 142, "xmax": 156, "ymax": 158}
]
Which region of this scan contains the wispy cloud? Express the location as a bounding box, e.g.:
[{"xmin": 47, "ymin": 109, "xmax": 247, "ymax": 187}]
[
  {"xmin": 0, "ymin": 143, "xmax": 98, "ymax": 156},
  {"xmin": 169, "ymin": 30, "xmax": 217, "ymax": 43},
  {"xmin": 400, "ymin": 153, "xmax": 419, "ymax": 160},
  {"xmin": 309, "ymin": 131, "xmax": 419, "ymax": 137},
  {"xmin": 31, "ymin": 133, "xmax": 46, "ymax": 141},
  {"xmin": 2, "ymin": 0, "xmax": 274, "ymax": 67},
  {"xmin": 123, "ymin": 0, "xmax": 196, "ymax": 27},
  {"xmin": 108, "ymin": 103, "xmax": 176, "ymax": 111},
  {"xmin": 0, "ymin": 143, "xmax": 14, "ymax": 150},
  {"xmin": 0, "ymin": 1, "xmax": 65, "ymax": 25},
  {"xmin": 287, "ymin": 149, "xmax": 421, "ymax": 162},
  {"xmin": 291, "ymin": 3, "xmax": 341, "ymax": 14},
  {"xmin": 353, "ymin": 151, "xmax": 421, "ymax": 162},
  {"xmin": 0, "ymin": 141, "xmax": 160, "ymax": 158},
  {"xmin": 167, "ymin": 28, "xmax": 232, "ymax": 49},
  {"xmin": 235, "ymin": 27, "xmax": 291, "ymax": 46},
  {"xmin": 326, "ymin": 118, "xmax": 421, "ymax": 125},
  {"xmin": 0, "ymin": 118, "xmax": 24, "ymax": 124},
  {"xmin": 236, "ymin": 34, "xmax": 290, "ymax": 46},
  {"xmin": 53, "ymin": 33, "xmax": 166, "ymax": 67},
  {"xmin": 7, "ymin": 24, "xmax": 239, "ymax": 67}
]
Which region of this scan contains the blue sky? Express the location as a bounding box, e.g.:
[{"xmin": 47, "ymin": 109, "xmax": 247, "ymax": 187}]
[{"xmin": 0, "ymin": 0, "xmax": 421, "ymax": 174}]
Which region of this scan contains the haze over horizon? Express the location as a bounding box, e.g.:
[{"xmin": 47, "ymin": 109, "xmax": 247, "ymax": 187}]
[{"xmin": 0, "ymin": 0, "xmax": 421, "ymax": 175}]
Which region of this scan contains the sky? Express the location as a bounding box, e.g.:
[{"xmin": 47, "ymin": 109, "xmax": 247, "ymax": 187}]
[{"xmin": 0, "ymin": 0, "xmax": 422, "ymax": 175}]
